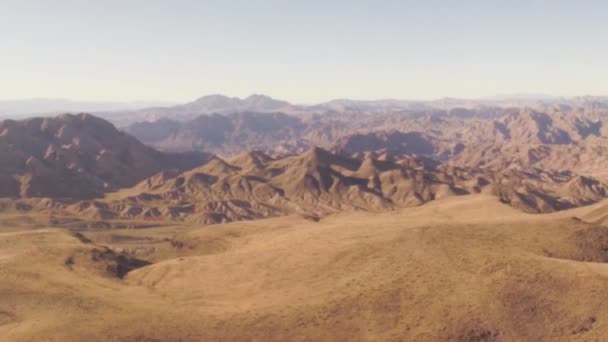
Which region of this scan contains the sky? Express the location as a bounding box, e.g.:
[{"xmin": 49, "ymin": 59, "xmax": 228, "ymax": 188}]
[{"xmin": 1, "ymin": 0, "xmax": 607, "ymax": 104}]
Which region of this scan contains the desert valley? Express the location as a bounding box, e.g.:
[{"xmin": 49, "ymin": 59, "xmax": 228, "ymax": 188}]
[{"xmin": 3, "ymin": 96, "xmax": 608, "ymax": 340}]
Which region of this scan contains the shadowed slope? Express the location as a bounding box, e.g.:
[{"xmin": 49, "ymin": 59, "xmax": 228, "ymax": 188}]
[
  {"xmin": 63, "ymin": 148, "xmax": 608, "ymax": 224},
  {"xmin": 0, "ymin": 114, "xmax": 211, "ymax": 199}
]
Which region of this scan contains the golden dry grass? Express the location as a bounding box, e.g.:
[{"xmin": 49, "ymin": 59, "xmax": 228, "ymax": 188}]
[{"xmin": 2, "ymin": 195, "xmax": 608, "ymax": 341}]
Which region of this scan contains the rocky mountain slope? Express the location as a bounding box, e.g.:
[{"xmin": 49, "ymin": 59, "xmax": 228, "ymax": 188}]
[
  {"xmin": 126, "ymin": 111, "xmax": 307, "ymax": 154},
  {"xmin": 331, "ymin": 131, "xmax": 463, "ymax": 160},
  {"xmin": 61, "ymin": 147, "xmax": 608, "ymax": 225},
  {"xmin": 122, "ymin": 108, "xmax": 504, "ymax": 157},
  {"xmin": 0, "ymin": 114, "xmax": 211, "ymax": 199},
  {"xmin": 450, "ymin": 139, "xmax": 608, "ymax": 182},
  {"xmin": 122, "ymin": 103, "xmax": 608, "ymax": 161},
  {"xmin": 3, "ymin": 105, "xmax": 608, "ymax": 222}
]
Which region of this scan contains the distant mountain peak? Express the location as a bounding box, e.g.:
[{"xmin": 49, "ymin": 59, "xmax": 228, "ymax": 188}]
[
  {"xmin": 171, "ymin": 94, "xmax": 294, "ymax": 116},
  {"xmin": 192, "ymin": 94, "xmax": 236, "ymax": 102},
  {"xmin": 245, "ymin": 94, "xmax": 273, "ymax": 100}
]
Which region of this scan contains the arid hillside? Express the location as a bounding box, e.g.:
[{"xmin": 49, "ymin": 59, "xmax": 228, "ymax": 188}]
[
  {"xmin": 3, "ymin": 195, "xmax": 608, "ymax": 341},
  {"xmin": 0, "ymin": 114, "xmax": 211, "ymax": 199},
  {"xmin": 53, "ymin": 147, "xmax": 608, "ymax": 226}
]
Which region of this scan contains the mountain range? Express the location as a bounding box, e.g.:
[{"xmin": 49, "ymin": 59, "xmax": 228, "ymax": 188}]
[
  {"xmin": 6, "ymin": 97, "xmax": 608, "ymax": 341},
  {"xmin": 58, "ymin": 147, "xmax": 608, "ymax": 227},
  {"xmin": 3, "ymin": 96, "xmax": 608, "ymax": 203},
  {"xmin": 1, "ymin": 108, "xmax": 608, "ymax": 226}
]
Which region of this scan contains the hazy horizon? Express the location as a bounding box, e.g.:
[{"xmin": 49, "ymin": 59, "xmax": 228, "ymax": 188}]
[
  {"xmin": 0, "ymin": 92, "xmax": 602, "ymax": 110},
  {"xmin": 2, "ymin": 0, "xmax": 608, "ymax": 103}
]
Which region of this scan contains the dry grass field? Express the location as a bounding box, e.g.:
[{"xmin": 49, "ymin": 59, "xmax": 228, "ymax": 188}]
[{"xmin": 2, "ymin": 195, "xmax": 608, "ymax": 341}]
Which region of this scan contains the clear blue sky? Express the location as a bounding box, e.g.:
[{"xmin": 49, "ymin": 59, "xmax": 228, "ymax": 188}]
[{"xmin": 1, "ymin": 0, "xmax": 606, "ymax": 103}]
